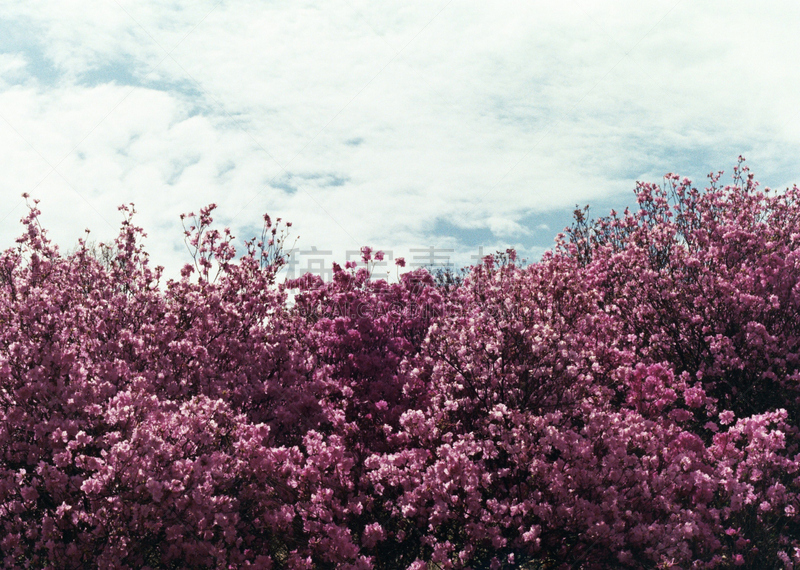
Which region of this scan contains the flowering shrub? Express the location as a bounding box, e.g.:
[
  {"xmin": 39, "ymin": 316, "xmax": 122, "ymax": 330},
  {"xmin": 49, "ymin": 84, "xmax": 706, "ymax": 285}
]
[{"xmin": 1, "ymin": 159, "xmax": 800, "ymax": 569}]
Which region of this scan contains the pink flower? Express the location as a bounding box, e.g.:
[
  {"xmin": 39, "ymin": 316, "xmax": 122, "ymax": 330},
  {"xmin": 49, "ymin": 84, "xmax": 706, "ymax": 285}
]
[
  {"xmin": 361, "ymin": 522, "xmax": 385, "ymax": 548},
  {"xmin": 7, "ymin": 162, "xmax": 800, "ymax": 568}
]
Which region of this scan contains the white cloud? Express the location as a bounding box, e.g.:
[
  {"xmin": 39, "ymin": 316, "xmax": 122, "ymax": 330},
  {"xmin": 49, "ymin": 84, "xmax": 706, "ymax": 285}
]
[{"xmin": 1, "ymin": 1, "xmax": 799, "ymax": 282}]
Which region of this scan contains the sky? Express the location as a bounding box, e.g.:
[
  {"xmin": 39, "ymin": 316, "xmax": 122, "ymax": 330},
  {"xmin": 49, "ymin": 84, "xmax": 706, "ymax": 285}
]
[{"xmin": 1, "ymin": 1, "xmax": 799, "ymax": 282}]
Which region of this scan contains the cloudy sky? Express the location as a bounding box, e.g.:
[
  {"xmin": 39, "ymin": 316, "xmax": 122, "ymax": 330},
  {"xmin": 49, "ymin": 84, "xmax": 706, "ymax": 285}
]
[{"xmin": 1, "ymin": 1, "xmax": 799, "ymax": 281}]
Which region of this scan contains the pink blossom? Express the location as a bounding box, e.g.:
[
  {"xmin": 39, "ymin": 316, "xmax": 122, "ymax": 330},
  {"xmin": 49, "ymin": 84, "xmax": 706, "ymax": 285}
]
[{"xmin": 3, "ymin": 162, "xmax": 800, "ymax": 568}]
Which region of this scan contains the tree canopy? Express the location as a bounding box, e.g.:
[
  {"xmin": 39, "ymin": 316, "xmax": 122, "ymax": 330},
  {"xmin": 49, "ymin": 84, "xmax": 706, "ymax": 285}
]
[{"xmin": 1, "ymin": 159, "xmax": 799, "ymax": 569}]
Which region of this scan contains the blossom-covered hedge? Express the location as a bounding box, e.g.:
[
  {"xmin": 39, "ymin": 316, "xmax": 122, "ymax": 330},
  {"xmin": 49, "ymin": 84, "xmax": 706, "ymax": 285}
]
[{"xmin": 1, "ymin": 159, "xmax": 799, "ymax": 569}]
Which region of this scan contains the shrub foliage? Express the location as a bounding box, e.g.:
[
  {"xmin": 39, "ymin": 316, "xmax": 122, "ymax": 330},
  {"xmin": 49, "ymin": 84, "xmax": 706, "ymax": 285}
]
[{"xmin": 1, "ymin": 159, "xmax": 800, "ymax": 568}]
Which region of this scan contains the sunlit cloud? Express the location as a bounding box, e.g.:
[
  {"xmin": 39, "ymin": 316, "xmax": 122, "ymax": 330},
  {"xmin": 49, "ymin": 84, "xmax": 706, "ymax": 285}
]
[{"xmin": 1, "ymin": 1, "xmax": 798, "ymax": 280}]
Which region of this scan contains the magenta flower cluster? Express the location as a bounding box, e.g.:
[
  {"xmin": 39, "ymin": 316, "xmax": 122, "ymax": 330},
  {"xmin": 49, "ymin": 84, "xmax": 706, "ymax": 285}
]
[{"xmin": 1, "ymin": 159, "xmax": 800, "ymax": 569}]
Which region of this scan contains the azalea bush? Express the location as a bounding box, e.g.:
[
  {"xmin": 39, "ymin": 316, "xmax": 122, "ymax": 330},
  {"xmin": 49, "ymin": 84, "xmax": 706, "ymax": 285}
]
[{"xmin": 1, "ymin": 158, "xmax": 799, "ymax": 569}]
